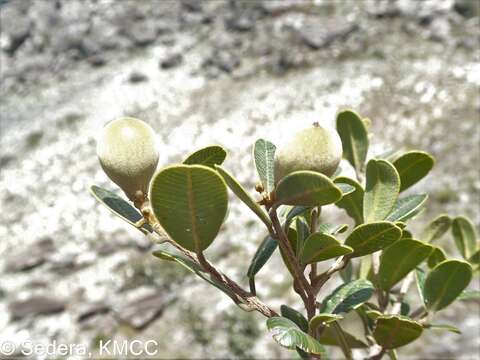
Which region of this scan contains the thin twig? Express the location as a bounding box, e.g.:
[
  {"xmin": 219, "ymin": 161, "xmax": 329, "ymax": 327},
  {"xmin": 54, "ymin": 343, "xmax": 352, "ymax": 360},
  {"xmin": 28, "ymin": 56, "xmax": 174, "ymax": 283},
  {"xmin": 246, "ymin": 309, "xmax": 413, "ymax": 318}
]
[
  {"xmin": 391, "ymin": 273, "xmax": 414, "ymax": 315},
  {"xmin": 312, "ymin": 256, "xmax": 350, "ymax": 294}
]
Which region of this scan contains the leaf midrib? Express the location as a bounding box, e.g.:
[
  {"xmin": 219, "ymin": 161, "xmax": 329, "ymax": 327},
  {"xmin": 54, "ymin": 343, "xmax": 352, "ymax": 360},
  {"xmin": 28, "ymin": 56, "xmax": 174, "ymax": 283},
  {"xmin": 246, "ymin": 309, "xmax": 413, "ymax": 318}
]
[{"xmin": 186, "ymin": 170, "xmax": 201, "ymax": 252}]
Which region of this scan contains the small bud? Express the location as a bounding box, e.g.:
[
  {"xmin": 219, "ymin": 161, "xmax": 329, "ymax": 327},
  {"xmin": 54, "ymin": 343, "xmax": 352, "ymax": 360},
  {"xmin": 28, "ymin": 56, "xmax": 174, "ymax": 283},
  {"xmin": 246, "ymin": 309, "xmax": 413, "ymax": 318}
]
[
  {"xmin": 96, "ymin": 117, "xmax": 159, "ymax": 201},
  {"xmin": 255, "ymin": 182, "xmax": 264, "ymax": 193}
]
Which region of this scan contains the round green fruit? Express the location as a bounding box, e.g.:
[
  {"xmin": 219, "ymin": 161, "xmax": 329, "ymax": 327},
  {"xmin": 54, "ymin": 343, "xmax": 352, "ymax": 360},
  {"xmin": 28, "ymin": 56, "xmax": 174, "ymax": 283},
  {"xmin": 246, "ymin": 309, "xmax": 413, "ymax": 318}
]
[
  {"xmin": 274, "ymin": 124, "xmax": 342, "ymax": 182},
  {"xmin": 96, "ymin": 117, "xmax": 159, "ymax": 201}
]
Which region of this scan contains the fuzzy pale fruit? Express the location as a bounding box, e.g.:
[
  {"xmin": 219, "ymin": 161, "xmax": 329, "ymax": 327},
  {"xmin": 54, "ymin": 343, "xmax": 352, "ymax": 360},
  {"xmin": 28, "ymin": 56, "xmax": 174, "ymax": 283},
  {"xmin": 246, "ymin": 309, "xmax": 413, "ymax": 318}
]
[
  {"xmin": 275, "ymin": 124, "xmax": 342, "ymax": 182},
  {"xmin": 96, "ymin": 117, "xmax": 159, "ymax": 201}
]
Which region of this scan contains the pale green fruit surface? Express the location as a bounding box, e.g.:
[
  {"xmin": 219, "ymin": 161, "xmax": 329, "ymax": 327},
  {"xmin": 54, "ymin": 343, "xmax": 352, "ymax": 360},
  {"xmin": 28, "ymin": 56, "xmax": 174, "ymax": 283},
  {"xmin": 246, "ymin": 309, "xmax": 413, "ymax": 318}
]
[
  {"xmin": 96, "ymin": 117, "xmax": 159, "ymax": 200},
  {"xmin": 275, "ymin": 125, "xmax": 342, "ymax": 182}
]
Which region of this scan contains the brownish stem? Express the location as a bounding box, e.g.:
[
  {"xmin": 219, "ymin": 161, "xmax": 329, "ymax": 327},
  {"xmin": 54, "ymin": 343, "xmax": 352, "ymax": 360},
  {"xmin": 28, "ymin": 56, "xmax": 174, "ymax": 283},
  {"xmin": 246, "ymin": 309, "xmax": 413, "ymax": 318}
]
[
  {"xmin": 269, "ymin": 207, "xmax": 317, "ymax": 320},
  {"xmin": 312, "ymin": 256, "xmax": 350, "ymax": 294}
]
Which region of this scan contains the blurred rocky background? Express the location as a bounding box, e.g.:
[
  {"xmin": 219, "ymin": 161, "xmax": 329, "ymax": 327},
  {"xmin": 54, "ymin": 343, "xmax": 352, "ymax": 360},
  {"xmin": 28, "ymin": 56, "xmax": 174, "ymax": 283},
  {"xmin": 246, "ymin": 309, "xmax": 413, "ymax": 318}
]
[{"xmin": 0, "ymin": 0, "xmax": 479, "ymax": 358}]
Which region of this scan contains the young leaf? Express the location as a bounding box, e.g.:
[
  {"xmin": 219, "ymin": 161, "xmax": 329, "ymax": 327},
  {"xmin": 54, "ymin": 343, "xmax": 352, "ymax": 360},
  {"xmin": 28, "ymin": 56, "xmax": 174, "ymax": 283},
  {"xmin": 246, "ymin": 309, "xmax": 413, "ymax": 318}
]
[
  {"xmin": 334, "ymin": 177, "xmax": 364, "ymax": 225},
  {"xmin": 373, "ymin": 315, "xmax": 423, "ymax": 349},
  {"xmin": 317, "ymin": 223, "xmax": 349, "ymax": 235},
  {"xmin": 284, "ymin": 206, "xmax": 310, "ymax": 227},
  {"xmin": 280, "ymin": 305, "xmax": 309, "ymax": 332},
  {"xmin": 457, "ymin": 289, "xmax": 480, "ymax": 301},
  {"xmin": 309, "ymin": 314, "xmax": 344, "ymax": 333},
  {"xmin": 183, "ymin": 145, "xmax": 227, "ymax": 168},
  {"xmin": 415, "ymin": 268, "xmax": 426, "ymax": 306},
  {"xmin": 336, "ymin": 109, "xmax": 369, "ymax": 172},
  {"xmin": 275, "ymin": 171, "xmax": 342, "ymax": 206},
  {"xmin": 215, "ymin": 165, "xmax": 271, "ymax": 229},
  {"xmin": 393, "ymin": 151, "xmax": 435, "ymax": 192},
  {"xmin": 378, "ymin": 239, "xmax": 433, "ymax": 290},
  {"xmin": 363, "ymin": 159, "xmax": 400, "ymax": 223},
  {"xmin": 150, "ymin": 165, "xmax": 228, "ymax": 252},
  {"xmin": 300, "ymin": 233, "xmax": 353, "ymax": 265},
  {"xmin": 153, "ymin": 249, "xmax": 241, "ymax": 304},
  {"xmin": 427, "ymin": 247, "xmax": 447, "ymax": 268},
  {"xmin": 424, "ymin": 260, "xmax": 473, "ymax": 312},
  {"xmin": 425, "ymin": 324, "xmax": 461, "ymax": 335},
  {"xmin": 344, "ymin": 221, "xmax": 402, "ymax": 257},
  {"xmin": 321, "ymin": 279, "xmax": 375, "ymax": 314},
  {"xmin": 319, "ymin": 325, "xmax": 368, "ymax": 348},
  {"xmin": 385, "ymin": 194, "xmax": 428, "ymax": 222},
  {"xmin": 90, "ymin": 185, "xmax": 152, "ymax": 234},
  {"xmin": 421, "ymin": 214, "xmax": 452, "ymax": 243},
  {"xmin": 247, "ymin": 235, "xmax": 278, "ymax": 293},
  {"xmin": 253, "ymin": 139, "xmax": 276, "ymax": 194},
  {"xmin": 266, "ymin": 317, "xmax": 325, "ymax": 354},
  {"xmin": 452, "ymin": 216, "xmax": 478, "ymax": 259},
  {"xmin": 295, "ymin": 217, "xmax": 310, "ymax": 255}
]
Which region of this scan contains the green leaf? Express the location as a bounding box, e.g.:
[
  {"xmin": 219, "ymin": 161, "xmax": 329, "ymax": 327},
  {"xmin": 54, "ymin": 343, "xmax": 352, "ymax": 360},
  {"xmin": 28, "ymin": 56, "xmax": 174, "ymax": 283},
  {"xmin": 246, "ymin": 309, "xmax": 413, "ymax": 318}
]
[
  {"xmin": 183, "ymin": 145, "xmax": 227, "ymax": 168},
  {"xmin": 424, "ymin": 260, "xmax": 473, "ymax": 312},
  {"xmin": 401, "ymin": 229, "xmax": 413, "ymax": 240},
  {"xmin": 378, "ymin": 239, "xmax": 433, "ymax": 290},
  {"xmin": 253, "ymin": 139, "xmax": 276, "ymax": 194},
  {"xmin": 385, "ymin": 194, "xmax": 428, "ymax": 222},
  {"xmin": 458, "ymin": 289, "xmax": 480, "ymax": 301},
  {"xmin": 153, "ymin": 249, "xmax": 241, "ymax": 304},
  {"xmin": 317, "ymin": 223, "xmax": 349, "ymax": 235},
  {"xmin": 365, "ymin": 309, "xmax": 382, "ymax": 320},
  {"xmin": 334, "ymin": 177, "xmax": 364, "ymax": 225},
  {"xmin": 280, "ymin": 305, "xmax": 309, "ymax": 333},
  {"xmin": 336, "ymin": 182, "xmax": 355, "ymax": 196},
  {"xmin": 393, "ymin": 151, "xmax": 435, "ymax": 192},
  {"xmin": 345, "ymin": 221, "xmax": 402, "ymax": 257},
  {"xmin": 90, "ymin": 185, "xmax": 152, "ymax": 234},
  {"xmin": 150, "ymin": 165, "xmax": 228, "ymax": 252},
  {"xmin": 215, "ymin": 165, "xmax": 271, "ymax": 229},
  {"xmin": 415, "ymin": 268, "xmax": 426, "ymax": 306},
  {"xmin": 336, "ymin": 109, "xmax": 369, "ymax": 171},
  {"xmin": 247, "ymin": 235, "xmax": 278, "ymax": 293},
  {"xmin": 469, "ymin": 249, "xmax": 480, "ymax": 264},
  {"xmin": 373, "ymin": 315, "xmax": 423, "ymax": 349},
  {"xmin": 452, "ymin": 216, "xmax": 478, "ymax": 259},
  {"xmin": 266, "ymin": 317, "xmax": 325, "ymax": 355},
  {"xmin": 319, "ymin": 325, "xmax": 368, "ymax": 348},
  {"xmin": 300, "ymin": 233, "xmax": 353, "ymax": 265},
  {"xmin": 364, "ymin": 159, "xmax": 400, "ymax": 223},
  {"xmin": 321, "ymin": 279, "xmax": 375, "ymax": 314},
  {"xmin": 425, "ymin": 324, "xmax": 461, "ymax": 334},
  {"xmin": 295, "ymin": 217, "xmax": 310, "ymax": 255},
  {"xmin": 309, "ymin": 314, "xmax": 344, "ymax": 333},
  {"xmin": 421, "ymin": 215, "xmax": 452, "ymax": 243},
  {"xmin": 275, "ymin": 171, "xmax": 342, "ymax": 206},
  {"xmin": 359, "ymin": 256, "xmax": 372, "ymax": 279},
  {"xmin": 427, "ymin": 247, "xmax": 447, "ymax": 268},
  {"xmin": 284, "ymin": 206, "xmax": 310, "ymax": 227}
]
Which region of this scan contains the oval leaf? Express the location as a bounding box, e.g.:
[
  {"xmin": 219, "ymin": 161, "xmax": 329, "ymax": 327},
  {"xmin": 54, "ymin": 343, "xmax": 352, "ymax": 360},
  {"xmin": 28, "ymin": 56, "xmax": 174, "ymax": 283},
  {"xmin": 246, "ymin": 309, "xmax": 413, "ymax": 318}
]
[
  {"xmin": 452, "ymin": 216, "xmax": 478, "ymax": 259},
  {"xmin": 319, "ymin": 325, "xmax": 367, "ymax": 348},
  {"xmin": 150, "ymin": 165, "xmax": 228, "ymax": 252},
  {"xmin": 386, "ymin": 194, "xmax": 428, "ymax": 222},
  {"xmin": 253, "ymin": 139, "xmax": 276, "ymax": 194},
  {"xmin": 379, "ymin": 239, "xmax": 433, "ymax": 290},
  {"xmin": 215, "ymin": 165, "xmax": 271, "ymax": 229},
  {"xmin": 345, "ymin": 221, "xmax": 402, "ymax": 257},
  {"xmin": 424, "ymin": 260, "xmax": 473, "ymax": 312},
  {"xmin": 183, "ymin": 145, "xmax": 227, "ymax": 168},
  {"xmin": 334, "ymin": 177, "xmax": 364, "ymax": 225},
  {"xmin": 321, "ymin": 279, "xmax": 374, "ymax": 314},
  {"xmin": 90, "ymin": 185, "xmax": 152, "ymax": 233},
  {"xmin": 266, "ymin": 317, "xmax": 325, "ymax": 355},
  {"xmin": 317, "ymin": 223, "xmax": 349, "ymax": 235},
  {"xmin": 427, "ymin": 247, "xmax": 447, "ymax": 268},
  {"xmin": 393, "ymin": 151, "xmax": 435, "ymax": 192},
  {"xmin": 336, "ymin": 109, "xmax": 369, "ymax": 171},
  {"xmin": 373, "ymin": 315, "xmax": 423, "ymax": 349},
  {"xmin": 300, "ymin": 233, "xmax": 353, "ymax": 265},
  {"xmin": 421, "ymin": 214, "xmax": 452, "ymax": 243},
  {"xmin": 275, "ymin": 171, "xmax": 342, "ymax": 206},
  {"xmin": 364, "ymin": 159, "xmax": 400, "ymax": 223},
  {"xmin": 281, "ymin": 305, "xmax": 309, "ymax": 332},
  {"xmin": 309, "ymin": 314, "xmax": 344, "ymax": 333}
]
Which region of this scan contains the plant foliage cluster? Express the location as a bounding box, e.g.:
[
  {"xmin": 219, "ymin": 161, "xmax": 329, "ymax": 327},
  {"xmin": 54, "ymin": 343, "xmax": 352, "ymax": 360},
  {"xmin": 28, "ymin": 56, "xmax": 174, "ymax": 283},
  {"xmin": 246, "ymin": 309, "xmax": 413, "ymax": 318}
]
[{"xmin": 92, "ymin": 110, "xmax": 479, "ymax": 359}]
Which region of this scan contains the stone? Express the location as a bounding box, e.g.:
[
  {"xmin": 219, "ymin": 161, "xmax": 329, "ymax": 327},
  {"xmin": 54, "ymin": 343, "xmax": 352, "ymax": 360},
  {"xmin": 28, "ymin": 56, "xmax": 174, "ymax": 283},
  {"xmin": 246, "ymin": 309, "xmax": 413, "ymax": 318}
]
[
  {"xmin": 204, "ymin": 50, "xmax": 240, "ymax": 73},
  {"xmin": 116, "ymin": 287, "xmax": 175, "ymax": 329},
  {"xmin": 9, "ymin": 296, "xmax": 66, "ymax": 320},
  {"xmin": 298, "ymin": 21, "xmax": 359, "ymax": 50},
  {"xmin": 77, "ymin": 301, "xmax": 111, "ymax": 323},
  {"xmin": 128, "ymin": 71, "xmax": 149, "ymax": 83},
  {"xmin": 127, "ymin": 23, "xmax": 157, "ymax": 47},
  {"xmin": 5, "ymin": 237, "xmax": 55, "ymax": 272},
  {"xmin": 159, "ymin": 52, "xmax": 183, "ymax": 69}
]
